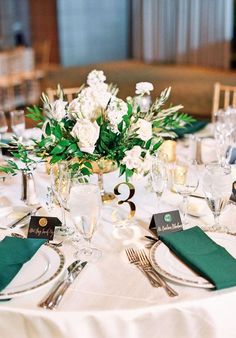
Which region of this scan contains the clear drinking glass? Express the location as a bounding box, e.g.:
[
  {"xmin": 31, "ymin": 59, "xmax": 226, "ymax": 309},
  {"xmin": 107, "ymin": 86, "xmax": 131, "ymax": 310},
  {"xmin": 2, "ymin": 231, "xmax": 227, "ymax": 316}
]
[
  {"xmin": 172, "ymin": 159, "xmax": 199, "ymax": 225},
  {"xmin": 50, "ymin": 162, "xmax": 73, "ymax": 237},
  {"xmin": 68, "ymin": 177, "xmax": 102, "ymax": 262},
  {"xmin": 150, "ymin": 156, "xmax": 168, "ymax": 210},
  {"xmin": 0, "ymin": 111, "xmax": 8, "ymax": 160},
  {"xmin": 202, "ymin": 163, "xmax": 232, "ymax": 231},
  {"xmin": 10, "ymin": 110, "xmax": 25, "ymax": 137}
]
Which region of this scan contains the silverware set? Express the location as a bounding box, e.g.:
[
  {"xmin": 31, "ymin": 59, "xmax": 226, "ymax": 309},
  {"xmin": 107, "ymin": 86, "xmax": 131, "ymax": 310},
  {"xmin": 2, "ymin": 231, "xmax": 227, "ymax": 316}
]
[
  {"xmin": 39, "ymin": 260, "xmax": 87, "ymax": 310},
  {"xmin": 125, "ymin": 247, "xmax": 178, "ymax": 297}
]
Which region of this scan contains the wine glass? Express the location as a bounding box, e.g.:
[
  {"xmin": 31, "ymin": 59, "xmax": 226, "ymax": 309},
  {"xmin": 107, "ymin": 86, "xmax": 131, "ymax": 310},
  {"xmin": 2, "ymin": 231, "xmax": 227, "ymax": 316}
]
[
  {"xmin": 0, "ymin": 111, "xmax": 8, "ymax": 159},
  {"xmin": 50, "ymin": 162, "xmax": 73, "ymax": 237},
  {"xmin": 10, "ymin": 110, "xmax": 25, "ymax": 137},
  {"xmin": 68, "ymin": 176, "xmax": 102, "ymax": 262},
  {"xmin": 202, "ymin": 163, "xmax": 232, "ymax": 232},
  {"xmin": 150, "ymin": 155, "xmax": 168, "ymax": 210},
  {"xmin": 172, "ymin": 159, "xmax": 199, "ymax": 225}
]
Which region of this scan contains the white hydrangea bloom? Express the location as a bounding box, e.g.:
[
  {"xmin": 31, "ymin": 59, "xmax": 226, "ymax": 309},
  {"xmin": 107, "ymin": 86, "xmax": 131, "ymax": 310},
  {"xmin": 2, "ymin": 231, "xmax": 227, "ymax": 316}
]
[
  {"xmin": 49, "ymin": 99, "xmax": 67, "ymax": 121},
  {"xmin": 135, "ymin": 82, "xmax": 154, "ymax": 96},
  {"xmin": 71, "ymin": 119, "xmax": 100, "ymax": 154},
  {"xmin": 87, "ymin": 70, "xmax": 106, "ymax": 88},
  {"xmin": 107, "ymin": 96, "xmax": 127, "ymax": 133}
]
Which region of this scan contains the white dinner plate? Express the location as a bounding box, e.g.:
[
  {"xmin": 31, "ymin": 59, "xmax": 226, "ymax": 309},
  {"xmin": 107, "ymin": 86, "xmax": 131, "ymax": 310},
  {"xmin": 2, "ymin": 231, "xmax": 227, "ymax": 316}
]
[
  {"xmin": 0, "ymin": 244, "xmax": 65, "ymax": 299},
  {"xmin": 150, "ymin": 231, "xmax": 236, "ymax": 289}
]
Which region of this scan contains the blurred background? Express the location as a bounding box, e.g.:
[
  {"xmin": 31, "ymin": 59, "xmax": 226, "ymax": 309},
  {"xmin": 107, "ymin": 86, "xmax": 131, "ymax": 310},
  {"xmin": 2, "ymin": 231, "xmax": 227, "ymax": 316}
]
[{"xmin": 0, "ymin": 0, "xmax": 236, "ymax": 125}]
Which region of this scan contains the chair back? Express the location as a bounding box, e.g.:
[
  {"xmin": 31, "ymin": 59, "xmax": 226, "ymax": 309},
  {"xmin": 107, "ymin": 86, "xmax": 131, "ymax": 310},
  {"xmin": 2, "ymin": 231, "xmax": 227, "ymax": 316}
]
[
  {"xmin": 212, "ymin": 82, "xmax": 236, "ymax": 121},
  {"xmin": 46, "ymin": 86, "xmax": 82, "ymax": 102}
]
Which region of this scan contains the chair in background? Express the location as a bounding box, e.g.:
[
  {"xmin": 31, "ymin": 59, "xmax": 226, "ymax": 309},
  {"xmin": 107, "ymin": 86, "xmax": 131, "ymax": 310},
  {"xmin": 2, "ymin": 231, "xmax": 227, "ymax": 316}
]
[
  {"xmin": 212, "ymin": 82, "xmax": 236, "ymax": 122},
  {"xmin": 33, "ymin": 41, "xmax": 51, "ymax": 72},
  {"xmin": 46, "ymin": 86, "xmax": 82, "ymax": 102}
]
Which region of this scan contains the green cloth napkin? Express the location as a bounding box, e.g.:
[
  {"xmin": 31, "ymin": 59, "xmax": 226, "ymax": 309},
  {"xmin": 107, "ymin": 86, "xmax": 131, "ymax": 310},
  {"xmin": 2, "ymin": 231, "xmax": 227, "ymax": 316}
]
[
  {"xmin": 159, "ymin": 226, "xmax": 236, "ymax": 290},
  {"xmin": 174, "ymin": 120, "xmax": 208, "ymax": 138},
  {"xmin": 0, "ymin": 236, "xmax": 46, "ymax": 292}
]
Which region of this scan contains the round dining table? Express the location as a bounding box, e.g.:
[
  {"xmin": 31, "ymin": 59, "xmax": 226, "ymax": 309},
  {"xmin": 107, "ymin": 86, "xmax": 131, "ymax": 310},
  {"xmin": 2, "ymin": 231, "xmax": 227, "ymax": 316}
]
[{"xmin": 0, "ymin": 137, "xmax": 236, "ymax": 338}]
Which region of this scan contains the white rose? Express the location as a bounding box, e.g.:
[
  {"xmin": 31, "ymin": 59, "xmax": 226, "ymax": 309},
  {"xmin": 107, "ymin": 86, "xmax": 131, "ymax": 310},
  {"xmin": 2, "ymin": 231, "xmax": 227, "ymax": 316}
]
[
  {"xmin": 122, "ymin": 146, "xmax": 142, "ymax": 170},
  {"xmin": 71, "ymin": 119, "xmax": 100, "ymax": 154},
  {"xmin": 50, "ymin": 99, "xmax": 67, "ymax": 121},
  {"xmin": 135, "ymin": 82, "xmax": 154, "ymax": 96},
  {"xmin": 135, "ymin": 118, "xmax": 152, "ymax": 141}
]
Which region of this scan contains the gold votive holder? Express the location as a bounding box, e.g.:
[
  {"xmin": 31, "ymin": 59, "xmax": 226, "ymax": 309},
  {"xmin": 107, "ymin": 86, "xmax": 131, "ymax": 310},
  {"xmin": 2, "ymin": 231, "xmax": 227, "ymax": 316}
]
[{"xmin": 159, "ymin": 140, "xmax": 176, "ymax": 163}]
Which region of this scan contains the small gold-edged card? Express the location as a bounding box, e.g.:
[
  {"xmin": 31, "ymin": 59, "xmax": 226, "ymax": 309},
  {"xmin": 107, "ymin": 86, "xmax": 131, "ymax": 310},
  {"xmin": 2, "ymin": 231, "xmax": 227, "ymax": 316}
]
[{"xmin": 27, "ymin": 216, "xmax": 61, "ymax": 240}]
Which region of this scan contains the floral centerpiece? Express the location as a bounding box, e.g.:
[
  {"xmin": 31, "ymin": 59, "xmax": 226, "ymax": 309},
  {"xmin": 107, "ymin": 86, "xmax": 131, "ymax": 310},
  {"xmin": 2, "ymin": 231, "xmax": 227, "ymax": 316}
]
[{"xmin": 1, "ymin": 70, "xmax": 193, "ymax": 181}]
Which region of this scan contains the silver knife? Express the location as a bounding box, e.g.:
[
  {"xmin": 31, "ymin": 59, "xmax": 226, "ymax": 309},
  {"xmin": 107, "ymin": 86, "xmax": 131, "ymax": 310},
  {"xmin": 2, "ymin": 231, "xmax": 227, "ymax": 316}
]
[
  {"xmin": 46, "ymin": 261, "xmax": 87, "ymax": 310},
  {"xmin": 38, "ymin": 260, "xmax": 81, "ymax": 308}
]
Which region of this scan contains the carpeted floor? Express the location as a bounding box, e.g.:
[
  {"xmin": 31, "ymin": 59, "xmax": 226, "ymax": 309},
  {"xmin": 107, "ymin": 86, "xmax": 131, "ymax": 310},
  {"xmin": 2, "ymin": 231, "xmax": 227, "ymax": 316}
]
[{"xmin": 41, "ymin": 60, "xmax": 236, "ymax": 120}]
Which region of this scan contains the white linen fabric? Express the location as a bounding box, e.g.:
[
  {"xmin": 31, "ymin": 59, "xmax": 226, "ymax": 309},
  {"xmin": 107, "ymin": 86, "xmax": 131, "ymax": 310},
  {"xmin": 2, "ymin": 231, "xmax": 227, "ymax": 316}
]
[{"xmin": 0, "ymin": 138, "xmax": 236, "ymax": 338}]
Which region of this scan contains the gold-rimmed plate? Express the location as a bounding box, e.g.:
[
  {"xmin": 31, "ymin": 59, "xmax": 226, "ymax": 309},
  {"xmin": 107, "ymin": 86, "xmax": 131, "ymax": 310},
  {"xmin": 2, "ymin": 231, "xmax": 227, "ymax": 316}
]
[
  {"xmin": 150, "ymin": 231, "xmax": 236, "ymax": 289},
  {"xmin": 0, "ymin": 244, "xmax": 65, "ymax": 299}
]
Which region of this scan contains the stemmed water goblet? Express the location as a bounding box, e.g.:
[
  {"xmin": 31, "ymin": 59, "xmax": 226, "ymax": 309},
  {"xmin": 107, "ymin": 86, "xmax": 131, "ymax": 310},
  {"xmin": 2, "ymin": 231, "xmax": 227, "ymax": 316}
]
[
  {"xmin": 202, "ymin": 163, "xmax": 232, "ymax": 232},
  {"xmin": 68, "ymin": 176, "xmax": 102, "ymax": 262},
  {"xmin": 172, "ymin": 159, "xmax": 199, "ymax": 226},
  {"xmin": 10, "ymin": 110, "xmax": 25, "ymax": 137},
  {"xmin": 50, "ymin": 162, "xmax": 73, "ymax": 237},
  {"xmin": 150, "ymin": 155, "xmax": 168, "ymax": 211}
]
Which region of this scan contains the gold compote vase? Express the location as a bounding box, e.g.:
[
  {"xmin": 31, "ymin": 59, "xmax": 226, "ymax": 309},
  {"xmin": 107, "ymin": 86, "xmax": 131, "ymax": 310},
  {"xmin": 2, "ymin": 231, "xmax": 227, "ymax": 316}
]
[{"xmin": 91, "ymin": 158, "xmax": 117, "ymax": 203}]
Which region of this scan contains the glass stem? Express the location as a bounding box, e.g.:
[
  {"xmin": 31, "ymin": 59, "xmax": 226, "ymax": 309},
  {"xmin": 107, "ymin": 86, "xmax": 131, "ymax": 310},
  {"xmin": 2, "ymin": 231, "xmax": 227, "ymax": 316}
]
[
  {"xmin": 82, "ymin": 237, "xmax": 93, "ymax": 255},
  {"xmin": 60, "ymin": 205, "xmax": 66, "ymax": 229},
  {"xmin": 182, "ymin": 195, "xmax": 188, "ymax": 225},
  {"xmin": 155, "ymin": 193, "xmax": 161, "ymax": 211},
  {"xmin": 98, "ymin": 173, "xmax": 104, "ymax": 197},
  {"xmin": 213, "ymin": 212, "xmax": 220, "ymax": 229}
]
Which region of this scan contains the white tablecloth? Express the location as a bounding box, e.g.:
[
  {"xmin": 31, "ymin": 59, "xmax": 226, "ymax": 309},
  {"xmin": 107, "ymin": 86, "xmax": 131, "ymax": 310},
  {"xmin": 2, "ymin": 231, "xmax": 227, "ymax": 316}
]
[{"xmin": 1, "ymin": 140, "xmax": 236, "ymax": 338}]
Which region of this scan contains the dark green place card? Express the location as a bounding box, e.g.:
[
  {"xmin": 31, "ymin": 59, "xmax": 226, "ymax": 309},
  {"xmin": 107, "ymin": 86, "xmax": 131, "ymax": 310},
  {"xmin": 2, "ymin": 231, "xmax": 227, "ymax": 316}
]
[
  {"xmin": 27, "ymin": 216, "xmax": 61, "ymax": 240},
  {"xmin": 149, "ymin": 210, "xmax": 183, "ymax": 237}
]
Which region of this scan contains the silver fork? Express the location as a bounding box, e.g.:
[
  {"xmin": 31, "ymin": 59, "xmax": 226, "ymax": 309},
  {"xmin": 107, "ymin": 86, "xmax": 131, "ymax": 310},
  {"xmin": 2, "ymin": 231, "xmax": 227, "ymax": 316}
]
[
  {"xmin": 138, "ymin": 249, "xmax": 178, "ymax": 297},
  {"xmin": 125, "ymin": 248, "xmax": 160, "ymax": 287}
]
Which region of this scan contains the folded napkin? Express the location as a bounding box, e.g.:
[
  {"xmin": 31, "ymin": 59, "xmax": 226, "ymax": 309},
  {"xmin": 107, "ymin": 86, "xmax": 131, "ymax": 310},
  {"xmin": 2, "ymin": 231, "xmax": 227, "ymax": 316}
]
[
  {"xmin": 174, "ymin": 120, "xmax": 208, "ymax": 138},
  {"xmin": 0, "ymin": 236, "xmax": 46, "ymax": 292},
  {"xmin": 159, "ymin": 226, "xmax": 236, "ymax": 290}
]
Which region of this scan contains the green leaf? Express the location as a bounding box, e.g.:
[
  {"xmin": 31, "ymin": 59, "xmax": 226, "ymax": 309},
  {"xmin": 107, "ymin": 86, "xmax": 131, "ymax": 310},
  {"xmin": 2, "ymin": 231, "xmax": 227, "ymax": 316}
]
[
  {"xmin": 51, "ymin": 144, "xmax": 66, "ymax": 155},
  {"xmin": 125, "ymin": 168, "xmax": 133, "ymax": 181},
  {"xmin": 45, "ymin": 122, "xmax": 51, "ymax": 136},
  {"xmin": 81, "ymin": 167, "xmax": 91, "ymax": 176},
  {"xmin": 53, "ymin": 125, "xmax": 62, "ymax": 139},
  {"xmin": 127, "ymin": 103, "xmax": 132, "ymax": 117},
  {"xmin": 119, "ymin": 164, "xmax": 126, "ymax": 177},
  {"xmin": 50, "ymin": 155, "xmax": 62, "ymax": 164},
  {"xmin": 153, "ymin": 141, "xmax": 162, "ymax": 151},
  {"xmin": 58, "ymin": 139, "xmax": 70, "ymax": 147},
  {"xmin": 67, "ymin": 143, "xmax": 78, "ymax": 154},
  {"xmin": 83, "ymin": 161, "xmax": 92, "ymax": 169},
  {"xmin": 96, "ymin": 115, "xmax": 103, "ymax": 126},
  {"xmin": 145, "ymin": 139, "xmax": 152, "ymax": 150}
]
